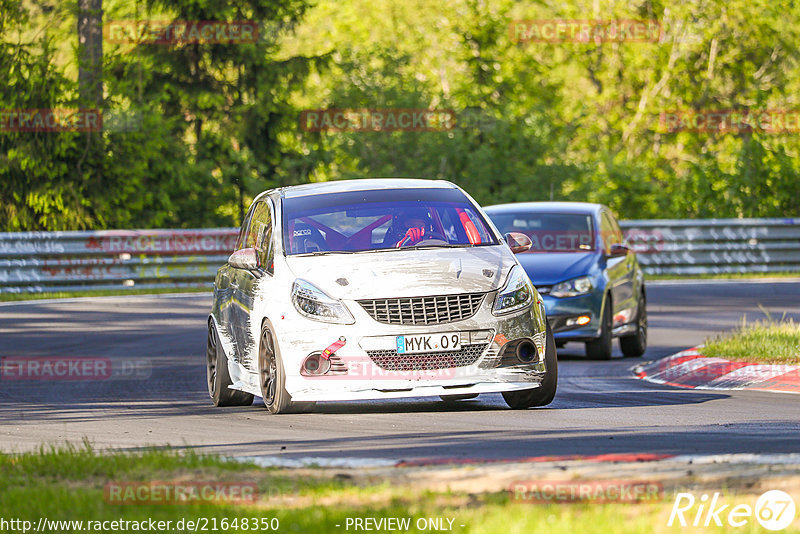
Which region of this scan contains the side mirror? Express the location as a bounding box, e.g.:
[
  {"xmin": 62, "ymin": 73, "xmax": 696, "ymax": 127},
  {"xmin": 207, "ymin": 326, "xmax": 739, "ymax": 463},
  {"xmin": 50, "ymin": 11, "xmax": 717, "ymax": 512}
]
[
  {"xmin": 608, "ymin": 243, "xmax": 630, "ymax": 257},
  {"xmin": 228, "ymin": 248, "xmax": 260, "ymax": 270},
  {"xmin": 505, "ymin": 232, "xmax": 532, "ymax": 254}
]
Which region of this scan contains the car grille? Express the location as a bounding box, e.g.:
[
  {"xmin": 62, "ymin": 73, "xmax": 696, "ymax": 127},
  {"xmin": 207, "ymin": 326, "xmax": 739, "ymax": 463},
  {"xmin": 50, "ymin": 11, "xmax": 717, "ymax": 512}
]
[
  {"xmin": 365, "ymin": 343, "xmax": 488, "ymax": 371},
  {"xmin": 358, "ymin": 293, "xmax": 485, "ymax": 325}
]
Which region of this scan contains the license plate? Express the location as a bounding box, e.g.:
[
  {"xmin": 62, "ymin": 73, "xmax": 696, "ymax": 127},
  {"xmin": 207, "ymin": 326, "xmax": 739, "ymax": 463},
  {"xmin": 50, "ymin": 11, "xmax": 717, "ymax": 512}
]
[{"xmin": 396, "ymin": 333, "xmax": 461, "ymax": 354}]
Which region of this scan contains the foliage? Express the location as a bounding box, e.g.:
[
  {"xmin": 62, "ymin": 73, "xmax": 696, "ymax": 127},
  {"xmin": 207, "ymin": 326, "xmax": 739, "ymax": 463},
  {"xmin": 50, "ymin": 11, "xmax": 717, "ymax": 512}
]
[{"xmin": 1, "ymin": 0, "xmax": 799, "ymax": 230}]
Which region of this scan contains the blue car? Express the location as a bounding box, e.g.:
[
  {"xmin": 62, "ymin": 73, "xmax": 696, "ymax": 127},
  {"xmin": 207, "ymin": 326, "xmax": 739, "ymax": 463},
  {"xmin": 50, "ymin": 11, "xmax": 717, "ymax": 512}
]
[{"xmin": 484, "ymin": 202, "xmax": 646, "ymax": 359}]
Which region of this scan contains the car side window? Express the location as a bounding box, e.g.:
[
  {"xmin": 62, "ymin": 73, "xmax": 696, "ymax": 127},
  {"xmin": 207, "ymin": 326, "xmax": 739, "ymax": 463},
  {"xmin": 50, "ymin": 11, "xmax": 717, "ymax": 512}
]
[
  {"xmin": 598, "ymin": 212, "xmax": 613, "ymax": 252},
  {"xmin": 600, "ymin": 211, "xmax": 623, "ymax": 251},
  {"xmin": 234, "ymin": 205, "xmax": 257, "ymax": 251},
  {"xmin": 247, "ymin": 201, "xmax": 275, "ymax": 274},
  {"xmin": 606, "ymin": 212, "xmax": 624, "ymax": 245}
]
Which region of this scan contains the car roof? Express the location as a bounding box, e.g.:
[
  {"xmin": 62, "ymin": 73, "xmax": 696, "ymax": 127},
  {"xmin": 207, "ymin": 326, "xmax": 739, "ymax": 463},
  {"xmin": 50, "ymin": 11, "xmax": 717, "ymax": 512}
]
[
  {"xmin": 483, "ymin": 201, "xmax": 606, "ymax": 216},
  {"xmin": 260, "ymin": 178, "xmax": 456, "ymax": 200}
]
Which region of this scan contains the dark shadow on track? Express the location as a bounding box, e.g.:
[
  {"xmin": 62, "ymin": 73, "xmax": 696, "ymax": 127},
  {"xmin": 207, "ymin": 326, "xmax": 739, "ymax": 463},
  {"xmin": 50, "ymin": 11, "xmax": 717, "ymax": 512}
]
[{"xmin": 152, "ymin": 420, "xmax": 800, "ymax": 459}]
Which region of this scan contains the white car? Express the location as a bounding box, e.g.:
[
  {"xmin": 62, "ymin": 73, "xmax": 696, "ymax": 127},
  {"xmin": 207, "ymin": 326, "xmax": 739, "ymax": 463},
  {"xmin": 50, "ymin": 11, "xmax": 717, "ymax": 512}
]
[{"xmin": 207, "ymin": 179, "xmax": 557, "ymax": 413}]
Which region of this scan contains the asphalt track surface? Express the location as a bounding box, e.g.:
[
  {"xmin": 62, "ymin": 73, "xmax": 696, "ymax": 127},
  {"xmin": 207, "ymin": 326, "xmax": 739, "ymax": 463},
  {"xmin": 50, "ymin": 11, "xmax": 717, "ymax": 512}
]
[{"xmin": 0, "ymin": 280, "xmax": 798, "ymax": 463}]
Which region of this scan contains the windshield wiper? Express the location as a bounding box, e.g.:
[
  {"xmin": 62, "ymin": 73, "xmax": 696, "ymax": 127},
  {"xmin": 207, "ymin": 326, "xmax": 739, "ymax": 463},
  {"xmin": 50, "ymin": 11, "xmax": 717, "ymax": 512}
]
[
  {"xmin": 293, "ymin": 243, "xmax": 483, "ymax": 256},
  {"xmin": 402, "ymin": 243, "xmax": 473, "ymax": 250},
  {"xmin": 294, "ymin": 250, "xmax": 357, "ymax": 257}
]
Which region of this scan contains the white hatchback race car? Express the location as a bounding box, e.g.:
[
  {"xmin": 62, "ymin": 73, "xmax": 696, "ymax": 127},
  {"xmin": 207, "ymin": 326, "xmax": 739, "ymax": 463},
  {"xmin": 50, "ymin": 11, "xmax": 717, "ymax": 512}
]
[{"xmin": 207, "ymin": 179, "xmax": 557, "ymax": 413}]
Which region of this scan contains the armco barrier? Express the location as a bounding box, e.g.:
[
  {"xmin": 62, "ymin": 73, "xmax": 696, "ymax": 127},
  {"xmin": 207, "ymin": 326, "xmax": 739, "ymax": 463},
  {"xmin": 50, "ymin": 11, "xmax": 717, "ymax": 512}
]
[
  {"xmin": 0, "ymin": 218, "xmax": 798, "ymax": 293},
  {"xmin": 619, "ymin": 218, "xmax": 800, "ymax": 275},
  {"xmin": 0, "ymin": 229, "xmax": 237, "ymax": 293}
]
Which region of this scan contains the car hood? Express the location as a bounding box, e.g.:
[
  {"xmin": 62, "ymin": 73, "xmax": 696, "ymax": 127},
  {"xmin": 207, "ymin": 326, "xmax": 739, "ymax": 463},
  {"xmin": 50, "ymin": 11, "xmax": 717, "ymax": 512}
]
[
  {"xmin": 285, "ymin": 246, "xmax": 515, "ymax": 300},
  {"xmin": 516, "ymin": 252, "xmax": 598, "ymax": 285}
]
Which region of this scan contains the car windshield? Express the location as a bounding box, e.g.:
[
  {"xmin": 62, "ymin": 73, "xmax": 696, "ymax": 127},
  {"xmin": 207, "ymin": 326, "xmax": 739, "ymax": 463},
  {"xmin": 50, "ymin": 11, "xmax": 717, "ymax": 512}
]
[
  {"xmin": 488, "ymin": 212, "xmax": 595, "ymax": 252},
  {"xmin": 282, "ymin": 187, "xmax": 498, "ymax": 255}
]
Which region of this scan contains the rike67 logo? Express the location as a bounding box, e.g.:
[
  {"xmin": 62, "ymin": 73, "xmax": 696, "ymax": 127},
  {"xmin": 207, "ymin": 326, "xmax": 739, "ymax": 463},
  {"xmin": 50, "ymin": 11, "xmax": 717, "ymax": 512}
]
[{"xmin": 668, "ymin": 490, "xmax": 796, "ymax": 531}]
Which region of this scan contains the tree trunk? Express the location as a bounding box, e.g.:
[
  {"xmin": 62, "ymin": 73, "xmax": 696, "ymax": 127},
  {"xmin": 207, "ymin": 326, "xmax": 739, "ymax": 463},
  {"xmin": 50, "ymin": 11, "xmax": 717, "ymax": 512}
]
[{"xmin": 78, "ymin": 0, "xmax": 103, "ymax": 108}]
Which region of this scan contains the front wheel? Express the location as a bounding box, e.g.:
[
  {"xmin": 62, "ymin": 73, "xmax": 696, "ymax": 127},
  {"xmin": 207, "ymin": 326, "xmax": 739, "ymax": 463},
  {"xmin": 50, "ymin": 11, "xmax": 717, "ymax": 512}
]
[
  {"xmin": 503, "ymin": 324, "xmax": 558, "ymax": 409},
  {"xmin": 620, "ymin": 293, "xmax": 647, "ymax": 357},
  {"xmin": 259, "ymin": 322, "xmax": 314, "ymax": 414},
  {"xmin": 207, "ymin": 321, "xmax": 254, "ymax": 407}
]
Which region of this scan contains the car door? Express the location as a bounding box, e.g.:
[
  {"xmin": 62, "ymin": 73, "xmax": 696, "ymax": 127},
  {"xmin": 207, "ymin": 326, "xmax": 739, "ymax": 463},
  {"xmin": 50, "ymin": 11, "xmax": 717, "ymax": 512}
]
[
  {"xmin": 601, "ymin": 210, "xmax": 635, "ymax": 326},
  {"xmin": 214, "ymin": 204, "xmax": 255, "ymax": 358},
  {"xmin": 229, "ymin": 199, "xmax": 275, "ymax": 370}
]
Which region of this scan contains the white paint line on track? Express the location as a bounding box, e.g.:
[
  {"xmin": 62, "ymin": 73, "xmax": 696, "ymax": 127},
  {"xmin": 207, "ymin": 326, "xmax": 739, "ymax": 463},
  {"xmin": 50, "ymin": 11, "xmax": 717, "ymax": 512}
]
[
  {"xmin": 670, "ymin": 453, "xmax": 800, "ymax": 465},
  {"xmin": 232, "ymin": 453, "xmax": 800, "ymax": 470}
]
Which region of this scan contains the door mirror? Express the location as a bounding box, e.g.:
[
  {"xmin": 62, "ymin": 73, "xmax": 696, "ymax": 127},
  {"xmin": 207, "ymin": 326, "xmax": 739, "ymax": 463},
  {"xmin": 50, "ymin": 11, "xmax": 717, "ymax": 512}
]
[
  {"xmin": 505, "ymin": 232, "xmax": 532, "ymax": 254},
  {"xmin": 228, "ymin": 248, "xmax": 260, "ymax": 270},
  {"xmin": 608, "ymin": 243, "xmax": 630, "ymax": 257}
]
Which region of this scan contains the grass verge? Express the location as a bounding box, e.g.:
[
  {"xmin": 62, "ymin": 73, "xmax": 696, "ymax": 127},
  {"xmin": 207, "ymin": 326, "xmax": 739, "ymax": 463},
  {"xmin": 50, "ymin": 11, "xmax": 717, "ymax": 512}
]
[
  {"xmin": 1, "ymin": 444, "xmax": 796, "ymax": 533},
  {"xmin": 702, "ymin": 314, "xmax": 800, "ymax": 364}
]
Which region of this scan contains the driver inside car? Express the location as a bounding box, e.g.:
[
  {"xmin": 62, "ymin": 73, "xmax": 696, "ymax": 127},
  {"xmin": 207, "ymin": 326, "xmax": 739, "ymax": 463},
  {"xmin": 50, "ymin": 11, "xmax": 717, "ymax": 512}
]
[{"xmin": 391, "ymin": 208, "xmax": 432, "ymax": 247}]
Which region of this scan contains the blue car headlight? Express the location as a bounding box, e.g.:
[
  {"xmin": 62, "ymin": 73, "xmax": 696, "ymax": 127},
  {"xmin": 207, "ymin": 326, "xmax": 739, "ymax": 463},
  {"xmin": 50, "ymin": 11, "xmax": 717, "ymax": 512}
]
[
  {"xmin": 550, "ymin": 276, "xmax": 593, "ymax": 298},
  {"xmin": 493, "ymin": 266, "xmax": 534, "ymax": 316}
]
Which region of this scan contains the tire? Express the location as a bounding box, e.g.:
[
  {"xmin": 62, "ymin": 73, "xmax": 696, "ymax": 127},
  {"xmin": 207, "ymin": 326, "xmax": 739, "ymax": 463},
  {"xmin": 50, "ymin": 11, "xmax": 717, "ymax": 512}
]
[
  {"xmin": 207, "ymin": 321, "xmax": 254, "ymax": 407},
  {"xmin": 620, "ymin": 293, "xmax": 647, "ymax": 357},
  {"xmin": 258, "ymin": 321, "xmax": 314, "ymax": 414},
  {"xmin": 440, "ymin": 394, "xmax": 479, "ymax": 401},
  {"xmin": 502, "ymin": 324, "xmax": 558, "ymax": 409},
  {"xmin": 586, "ymin": 297, "xmax": 613, "ymax": 360}
]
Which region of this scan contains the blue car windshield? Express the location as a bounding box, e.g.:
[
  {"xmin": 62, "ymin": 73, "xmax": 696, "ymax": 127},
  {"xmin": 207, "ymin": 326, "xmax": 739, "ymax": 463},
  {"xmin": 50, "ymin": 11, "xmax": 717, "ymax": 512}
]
[
  {"xmin": 488, "ymin": 212, "xmax": 595, "ymax": 252},
  {"xmin": 282, "ymin": 188, "xmax": 498, "ymax": 255}
]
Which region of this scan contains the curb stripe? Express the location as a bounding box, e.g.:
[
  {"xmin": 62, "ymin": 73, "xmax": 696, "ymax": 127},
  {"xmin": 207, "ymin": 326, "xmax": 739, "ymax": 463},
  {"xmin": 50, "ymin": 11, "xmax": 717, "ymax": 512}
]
[
  {"xmin": 233, "ymin": 452, "xmax": 800, "ymax": 469},
  {"xmin": 635, "ymin": 347, "xmax": 800, "ymax": 393}
]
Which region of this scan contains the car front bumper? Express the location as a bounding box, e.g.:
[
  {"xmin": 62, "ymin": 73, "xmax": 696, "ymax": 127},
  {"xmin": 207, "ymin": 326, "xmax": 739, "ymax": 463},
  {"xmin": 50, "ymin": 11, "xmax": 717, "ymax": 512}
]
[
  {"xmin": 276, "ymin": 295, "xmax": 549, "ymax": 402},
  {"xmin": 542, "ymin": 293, "xmax": 603, "ymax": 342}
]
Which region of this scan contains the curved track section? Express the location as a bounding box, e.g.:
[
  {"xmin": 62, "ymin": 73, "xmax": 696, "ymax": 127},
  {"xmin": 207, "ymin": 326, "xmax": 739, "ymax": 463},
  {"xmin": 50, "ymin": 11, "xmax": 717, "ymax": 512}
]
[{"xmin": 0, "ymin": 281, "xmax": 798, "ymax": 462}]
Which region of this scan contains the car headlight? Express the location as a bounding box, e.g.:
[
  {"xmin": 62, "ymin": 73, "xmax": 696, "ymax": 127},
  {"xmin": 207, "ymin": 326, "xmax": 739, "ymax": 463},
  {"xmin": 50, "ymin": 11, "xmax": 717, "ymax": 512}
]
[
  {"xmin": 550, "ymin": 276, "xmax": 593, "ymax": 298},
  {"xmin": 493, "ymin": 266, "xmax": 534, "ymax": 316},
  {"xmin": 291, "ymin": 279, "xmax": 355, "ymax": 324}
]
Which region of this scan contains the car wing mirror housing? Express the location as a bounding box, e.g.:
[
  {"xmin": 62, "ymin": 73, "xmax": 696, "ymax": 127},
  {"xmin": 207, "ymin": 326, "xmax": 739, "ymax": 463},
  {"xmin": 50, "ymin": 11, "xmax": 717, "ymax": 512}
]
[
  {"xmin": 505, "ymin": 232, "xmax": 532, "ymax": 254},
  {"xmin": 608, "ymin": 243, "xmax": 630, "ymax": 257},
  {"xmin": 228, "ymin": 248, "xmax": 260, "ymax": 270}
]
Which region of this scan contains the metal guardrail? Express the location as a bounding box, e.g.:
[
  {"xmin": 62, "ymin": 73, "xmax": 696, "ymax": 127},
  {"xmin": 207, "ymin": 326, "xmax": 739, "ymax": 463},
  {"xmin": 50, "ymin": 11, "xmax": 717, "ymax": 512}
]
[
  {"xmin": 619, "ymin": 218, "xmax": 800, "ymax": 275},
  {"xmin": 0, "ymin": 229, "xmax": 238, "ymax": 293},
  {"xmin": 1, "ymin": 218, "xmax": 798, "ymax": 293}
]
